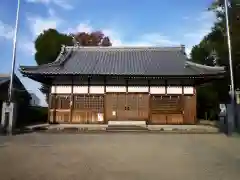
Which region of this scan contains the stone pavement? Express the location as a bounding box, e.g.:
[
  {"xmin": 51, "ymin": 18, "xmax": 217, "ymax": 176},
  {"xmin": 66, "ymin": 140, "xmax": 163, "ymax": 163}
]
[{"xmin": 0, "ymin": 133, "xmax": 240, "ymax": 180}]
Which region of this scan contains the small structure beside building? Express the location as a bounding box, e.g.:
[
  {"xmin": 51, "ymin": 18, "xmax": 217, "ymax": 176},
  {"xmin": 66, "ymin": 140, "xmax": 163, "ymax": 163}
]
[
  {"xmin": 30, "ymin": 93, "xmax": 40, "ymax": 106},
  {"xmin": 20, "ymin": 46, "xmax": 225, "ymax": 125},
  {"xmin": 0, "ymin": 74, "xmax": 31, "ymax": 131}
]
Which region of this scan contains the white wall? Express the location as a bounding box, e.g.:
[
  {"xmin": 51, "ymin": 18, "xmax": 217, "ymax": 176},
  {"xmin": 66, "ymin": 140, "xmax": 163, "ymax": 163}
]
[{"xmin": 51, "ymin": 85, "xmax": 194, "ymax": 95}]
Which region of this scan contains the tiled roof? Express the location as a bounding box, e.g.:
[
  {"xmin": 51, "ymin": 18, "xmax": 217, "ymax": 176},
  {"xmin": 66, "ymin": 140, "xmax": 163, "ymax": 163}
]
[{"xmin": 20, "ymin": 46, "xmax": 225, "ymax": 77}]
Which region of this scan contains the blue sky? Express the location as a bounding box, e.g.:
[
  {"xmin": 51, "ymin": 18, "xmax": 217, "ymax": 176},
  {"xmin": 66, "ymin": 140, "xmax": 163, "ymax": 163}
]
[{"xmin": 0, "ymin": 0, "xmax": 216, "ymax": 106}]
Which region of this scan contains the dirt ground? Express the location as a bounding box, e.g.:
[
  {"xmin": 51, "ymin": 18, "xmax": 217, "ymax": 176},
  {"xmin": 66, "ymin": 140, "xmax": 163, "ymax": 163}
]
[{"xmin": 0, "ymin": 133, "xmax": 240, "ymax": 180}]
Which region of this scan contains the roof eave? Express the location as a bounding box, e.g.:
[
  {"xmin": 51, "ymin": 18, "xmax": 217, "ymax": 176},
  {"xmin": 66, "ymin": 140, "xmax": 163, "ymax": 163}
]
[{"xmin": 186, "ymin": 61, "xmax": 225, "ymax": 71}]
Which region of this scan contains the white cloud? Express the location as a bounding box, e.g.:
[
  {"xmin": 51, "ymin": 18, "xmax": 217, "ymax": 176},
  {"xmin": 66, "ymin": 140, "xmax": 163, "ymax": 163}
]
[
  {"xmin": 184, "ymin": 11, "xmax": 215, "ymax": 41},
  {"xmin": 24, "ymin": 12, "xmax": 61, "ymax": 56},
  {"xmin": 183, "ymin": 11, "xmax": 216, "ymax": 56},
  {"xmin": 67, "ymin": 22, "xmax": 180, "ymax": 47},
  {"xmin": 139, "ymin": 33, "xmax": 179, "ymax": 46},
  {"xmin": 65, "ymin": 21, "xmax": 93, "ymax": 34},
  {"xmin": 27, "ymin": 15, "xmax": 61, "ymax": 37},
  {"xmin": 0, "ymin": 20, "xmax": 14, "ymax": 40},
  {"xmin": 19, "ymin": 38, "xmax": 36, "ymax": 55},
  {"xmin": 103, "ymin": 30, "xmax": 179, "ymax": 47},
  {"xmin": 102, "ymin": 29, "xmax": 123, "ymax": 46},
  {"xmin": 0, "ymin": 20, "xmax": 35, "ymax": 56},
  {"xmin": 26, "ymin": 0, "xmax": 74, "ymax": 10}
]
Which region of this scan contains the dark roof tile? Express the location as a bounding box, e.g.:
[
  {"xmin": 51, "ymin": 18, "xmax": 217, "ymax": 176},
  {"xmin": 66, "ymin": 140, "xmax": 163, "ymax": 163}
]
[{"xmin": 20, "ymin": 46, "xmax": 225, "ymax": 76}]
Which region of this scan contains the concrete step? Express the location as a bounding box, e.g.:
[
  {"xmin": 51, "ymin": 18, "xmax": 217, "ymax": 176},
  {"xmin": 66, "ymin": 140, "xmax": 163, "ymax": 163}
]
[
  {"xmin": 106, "ymin": 125, "xmax": 148, "ymax": 132},
  {"xmin": 108, "ymin": 120, "xmax": 146, "ymax": 126}
]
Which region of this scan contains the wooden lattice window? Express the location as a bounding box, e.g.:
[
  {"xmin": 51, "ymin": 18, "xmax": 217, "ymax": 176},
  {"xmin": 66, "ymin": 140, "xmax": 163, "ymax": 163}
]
[
  {"xmin": 73, "ymin": 95, "xmax": 104, "ymax": 111},
  {"xmin": 55, "ymin": 95, "xmax": 71, "ymax": 109},
  {"xmin": 74, "ymin": 95, "xmax": 85, "ymax": 109},
  {"xmin": 151, "ymin": 95, "xmax": 183, "ymax": 113},
  {"xmin": 89, "ymin": 95, "xmax": 104, "ymax": 110}
]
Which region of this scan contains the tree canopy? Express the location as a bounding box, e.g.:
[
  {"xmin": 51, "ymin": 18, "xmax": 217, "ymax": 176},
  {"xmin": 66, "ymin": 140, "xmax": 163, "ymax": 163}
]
[
  {"xmin": 34, "ymin": 29, "xmax": 73, "ymax": 65},
  {"xmin": 34, "ymin": 28, "xmax": 112, "ymax": 101},
  {"xmin": 190, "ymin": 0, "xmax": 240, "ymax": 119},
  {"xmin": 34, "ymin": 29, "xmax": 112, "ymax": 65}
]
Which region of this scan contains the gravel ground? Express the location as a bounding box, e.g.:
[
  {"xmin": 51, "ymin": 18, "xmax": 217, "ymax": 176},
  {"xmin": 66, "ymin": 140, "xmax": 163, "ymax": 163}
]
[{"xmin": 0, "ymin": 133, "xmax": 240, "ymax": 180}]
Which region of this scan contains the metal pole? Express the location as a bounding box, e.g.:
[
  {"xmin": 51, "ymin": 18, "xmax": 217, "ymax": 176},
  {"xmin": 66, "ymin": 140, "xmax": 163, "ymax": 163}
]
[
  {"xmin": 224, "ymin": 0, "xmax": 235, "ymax": 135},
  {"xmin": 8, "ymin": 0, "xmax": 20, "ymax": 103}
]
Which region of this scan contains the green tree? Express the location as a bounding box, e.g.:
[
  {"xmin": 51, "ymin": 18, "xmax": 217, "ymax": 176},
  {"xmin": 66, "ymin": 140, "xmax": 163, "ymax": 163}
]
[
  {"xmin": 34, "ymin": 29, "xmax": 112, "ymax": 103},
  {"xmin": 190, "ymin": 0, "xmax": 240, "ymax": 119},
  {"xmin": 34, "ymin": 29, "xmax": 73, "ymax": 102},
  {"xmin": 35, "ymin": 29, "xmax": 73, "ymax": 65}
]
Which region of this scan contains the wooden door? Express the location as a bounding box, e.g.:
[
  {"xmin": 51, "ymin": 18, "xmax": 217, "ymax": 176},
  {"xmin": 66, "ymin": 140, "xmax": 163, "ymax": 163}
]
[
  {"xmin": 105, "ymin": 94, "xmax": 118, "ymax": 121},
  {"xmin": 183, "ymin": 95, "xmax": 196, "ymax": 124},
  {"xmin": 117, "ymin": 94, "xmax": 127, "ymax": 120},
  {"xmin": 125, "ymin": 94, "xmax": 139, "ymax": 120},
  {"xmin": 105, "ymin": 93, "xmax": 149, "ymax": 121},
  {"xmin": 105, "ymin": 93, "xmax": 127, "ymax": 121},
  {"xmin": 138, "ymin": 94, "xmax": 149, "ymax": 120}
]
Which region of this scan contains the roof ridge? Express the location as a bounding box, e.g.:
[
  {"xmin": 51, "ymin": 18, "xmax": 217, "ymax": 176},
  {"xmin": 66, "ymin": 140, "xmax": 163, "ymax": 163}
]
[{"xmin": 64, "ymin": 45, "xmax": 184, "ymax": 51}]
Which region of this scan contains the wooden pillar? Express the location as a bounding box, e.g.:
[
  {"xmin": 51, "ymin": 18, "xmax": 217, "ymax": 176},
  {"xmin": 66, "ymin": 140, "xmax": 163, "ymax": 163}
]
[
  {"xmin": 164, "ymin": 79, "xmax": 167, "ymax": 95},
  {"xmin": 181, "ymin": 80, "xmax": 184, "ymax": 124},
  {"xmin": 47, "ymin": 92, "xmax": 51, "ymax": 124},
  {"xmin": 53, "ymin": 86, "xmax": 57, "ymax": 124},
  {"xmin": 147, "ymin": 80, "xmax": 151, "ymax": 125},
  {"xmin": 193, "ymin": 85, "xmax": 197, "ymax": 123},
  {"xmin": 181, "ymin": 80, "xmax": 184, "ymax": 95},
  {"xmin": 87, "ymin": 76, "xmax": 90, "ymax": 94},
  {"xmin": 103, "ymin": 76, "xmax": 107, "ymax": 124},
  {"xmin": 70, "ymin": 77, "xmax": 74, "ymax": 123}
]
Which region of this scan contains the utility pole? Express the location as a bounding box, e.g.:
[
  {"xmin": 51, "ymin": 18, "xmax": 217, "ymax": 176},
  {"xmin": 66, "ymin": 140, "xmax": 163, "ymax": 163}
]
[
  {"xmin": 5, "ymin": 0, "xmax": 20, "ymax": 135},
  {"xmin": 224, "ymin": 0, "xmax": 235, "ymax": 136},
  {"xmin": 8, "ymin": 0, "xmax": 20, "ymax": 103}
]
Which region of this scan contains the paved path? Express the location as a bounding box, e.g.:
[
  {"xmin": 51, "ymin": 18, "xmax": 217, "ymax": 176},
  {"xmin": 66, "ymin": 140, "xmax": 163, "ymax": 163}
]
[{"xmin": 0, "ymin": 133, "xmax": 240, "ymax": 180}]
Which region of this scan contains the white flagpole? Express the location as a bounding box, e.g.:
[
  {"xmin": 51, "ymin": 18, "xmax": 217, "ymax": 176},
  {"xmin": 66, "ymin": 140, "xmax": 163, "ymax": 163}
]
[
  {"xmin": 224, "ymin": 0, "xmax": 235, "ymax": 135},
  {"xmin": 8, "ymin": 0, "xmax": 20, "ymax": 103}
]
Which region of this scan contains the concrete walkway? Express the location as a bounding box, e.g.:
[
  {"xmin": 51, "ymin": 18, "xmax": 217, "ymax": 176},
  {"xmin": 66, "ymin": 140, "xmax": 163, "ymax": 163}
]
[
  {"xmin": 0, "ymin": 133, "xmax": 240, "ymax": 180},
  {"xmin": 23, "ymin": 123, "xmax": 219, "ymax": 133}
]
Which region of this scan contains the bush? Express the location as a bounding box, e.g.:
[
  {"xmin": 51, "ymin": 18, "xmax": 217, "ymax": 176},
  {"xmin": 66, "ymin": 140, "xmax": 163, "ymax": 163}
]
[{"xmin": 16, "ymin": 106, "xmax": 48, "ymax": 127}]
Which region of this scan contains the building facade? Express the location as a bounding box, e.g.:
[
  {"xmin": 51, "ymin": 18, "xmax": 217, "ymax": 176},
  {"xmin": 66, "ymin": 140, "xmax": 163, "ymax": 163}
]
[{"xmin": 20, "ymin": 46, "xmax": 225, "ymax": 125}]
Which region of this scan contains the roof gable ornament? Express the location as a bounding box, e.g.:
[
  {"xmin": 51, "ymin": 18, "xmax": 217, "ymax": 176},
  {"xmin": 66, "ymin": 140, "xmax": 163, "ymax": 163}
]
[
  {"xmin": 180, "ymin": 44, "xmax": 186, "ymax": 55},
  {"xmin": 68, "ymin": 33, "xmax": 80, "ymax": 47},
  {"xmin": 210, "ymin": 49, "xmax": 218, "ymax": 66}
]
